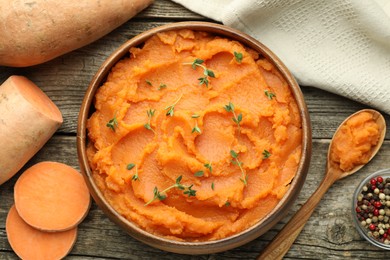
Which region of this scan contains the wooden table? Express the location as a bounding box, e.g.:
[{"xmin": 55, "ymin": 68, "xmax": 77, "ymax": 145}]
[{"xmin": 1, "ymin": 1, "xmax": 390, "ymax": 259}]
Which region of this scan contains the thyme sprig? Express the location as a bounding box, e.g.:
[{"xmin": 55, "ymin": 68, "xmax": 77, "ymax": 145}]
[
  {"xmin": 192, "ymin": 123, "xmax": 201, "ymax": 134},
  {"xmin": 144, "ymin": 109, "xmax": 156, "ymax": 133},
  {"xmin": 144, "ymin": 175, "xmax": 196, "ymax": 206},
  {"xmin": 263, "ymin": 149, "xmax": 271, "ymax": 159},
  {"xmin": 195, "ymin": 162, "xmax": 212, "ymax": 178},
  {"xmin": 204, "ymin": 162, "xmax": 212, "ymax": 173},
  {"xmin": 230, "ymin": 150, "xmax": 247, "ymax": 186},
  {"xmin": 264, "ymin": 90, "xmax": 276, "ymax": 100},
  {"xmin": 106, "ymin": 113, "xmax": 118, "ymax": 131},
  {"xmin": 184, "ymin": 58, "xmax": 215, "ymax": 87},
  {"xmin": 158, "ymin": 84, "xmax": 167, "ymax": 90},
  {"xmin": 224, "ymin": 102, "xmax": 242, "ymax": 131},
  {"xmin": 191, "ymin": 114, "xmax": 201, "ymax": 134},
  {"xmin": 127, "ymin": 163, "xmax": 139, "ymax": 181},
  {"xmin": 165, "ymin": 94, "xmax": 183, "ymax": 117},
  {"xmin": 234, "ymin": 52, "xmax": 243, "ymax": 63}
]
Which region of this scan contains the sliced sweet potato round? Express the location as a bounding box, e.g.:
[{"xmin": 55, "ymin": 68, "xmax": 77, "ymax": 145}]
[
  {"xmin": 14, "ymin": 161, "xmax": 91, "ymax": 231},
  {"xmin": 6, "ymin": 205, "xmax": 77, "ymax": 260}
]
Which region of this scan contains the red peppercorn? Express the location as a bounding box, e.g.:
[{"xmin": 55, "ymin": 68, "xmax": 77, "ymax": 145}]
[
  {"xmin": 369, "ymin": 224, "xmax": 376, "ymax": 231},
  {"xmin": 374, "ymin": 201, "xmax": 382, "ymax": 208},
  {"xmin": 356, "ymin": 207, "xmax": 361, "ymax": 213},
  {"xmin": 377, "ymin": 176, "xmax": 384, "ymax": 183},
  {"xmin": 383, "ymin": 233, "xmax": 388, "ymax": 239},
  {"xmin": 374, "ymin": 209, "xmax": 380, "ymax": 216},
  {"xmin": 371, "ymin": 178, "xmax": 377, "ymax": 186}
]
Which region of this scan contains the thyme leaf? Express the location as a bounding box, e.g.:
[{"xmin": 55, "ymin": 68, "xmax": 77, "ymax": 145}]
[
  {"xmin": 145, "ymin": 80, "xmax": 152, "ymax": 86},
  {"xmin": 230, "ymin": 149, "xmax": 238, "ymax": 158},
  {"xmin": 127, "ymin": 163, "xmax": 135, "ymax": 170},
  {"xmin": 205, "ymin": 69, "xmax": 215, "ymax": 78},
  {"xmin": 191, "ymin": 58, "xmax": 204, "ymax": 69},
  {"xmin": 211, "ymin": 182, "xmax": 215, "ymax": 190},
  {"xmin": 194, "ymin": 170, "xmax": 204, "ymax": 177}
]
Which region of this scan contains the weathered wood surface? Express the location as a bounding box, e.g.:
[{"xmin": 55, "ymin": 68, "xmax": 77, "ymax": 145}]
[{"xmin": 1, "ymin": 0, "xmax": 390, "ymax": 259}]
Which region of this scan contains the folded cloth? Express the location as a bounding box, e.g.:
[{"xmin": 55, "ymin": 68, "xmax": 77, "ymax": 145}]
[{"xmin": 172, "ymin": 0, "xmax": 390, "ymax": 114}]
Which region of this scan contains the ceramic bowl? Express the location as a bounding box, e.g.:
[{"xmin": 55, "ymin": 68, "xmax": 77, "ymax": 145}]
[
  {"xmin": 77, "ymin": 21, "xmax": 312, "ymax": 254},
  {"xmin": 352, "ymin": 169, "xmax": 390, "ymax": 250}
]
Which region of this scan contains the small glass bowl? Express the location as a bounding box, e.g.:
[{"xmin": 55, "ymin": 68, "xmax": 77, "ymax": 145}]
[{"xmin": 352, "ymin": 169, "xmax": 390, "ymax": 250}]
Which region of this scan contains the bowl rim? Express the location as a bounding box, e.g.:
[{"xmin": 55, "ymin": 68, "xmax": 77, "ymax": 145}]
[
  {"xmin": 352, "ymin": 168, "xmax": 390, "ymax": 250},
  {"xmin": 77, "ymin": 21, "xmax": 312, "ymax": 254}
]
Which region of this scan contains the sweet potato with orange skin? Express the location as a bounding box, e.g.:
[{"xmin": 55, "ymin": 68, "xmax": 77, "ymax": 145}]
[
  {"xmin": 0, "ymin": 0, "xmax": 153, "ymax": 67},
  {"xmin": 0, "ymin": 76, "xmax": 63, "ymax": 185}
]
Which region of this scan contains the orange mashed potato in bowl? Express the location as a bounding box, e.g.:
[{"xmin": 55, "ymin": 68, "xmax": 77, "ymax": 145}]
[{"xmin": 78, "ymin": 22, "xmax": 311, "ymax": 254}]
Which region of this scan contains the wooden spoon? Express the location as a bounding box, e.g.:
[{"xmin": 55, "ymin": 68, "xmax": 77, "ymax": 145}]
[{"xmin": 258, "ymin": 109, "xmax": 386, "ymax": 260}]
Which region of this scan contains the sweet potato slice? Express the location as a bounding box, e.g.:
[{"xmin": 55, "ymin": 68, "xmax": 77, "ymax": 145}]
[
  {"xmin": 14, "ymin": 161, "xmax": 91, "ymax": 231},
  {"xmin": 6, "ymin": 205, "xmax": 77, "ymax": 260},
  {"xmin": 0, "ymin": 75, "xmax": 63, "ymax": 185}
]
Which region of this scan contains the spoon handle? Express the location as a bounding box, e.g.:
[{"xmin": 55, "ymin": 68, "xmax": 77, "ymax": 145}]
[{"xmin": 257, "ymin": 172, "xmax": 337, "ymax": 260}]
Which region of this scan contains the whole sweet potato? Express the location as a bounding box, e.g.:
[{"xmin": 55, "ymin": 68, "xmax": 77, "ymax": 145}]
[{"xmin": 0, "ymin": 0, "xmax": 153, "ymax": 67}]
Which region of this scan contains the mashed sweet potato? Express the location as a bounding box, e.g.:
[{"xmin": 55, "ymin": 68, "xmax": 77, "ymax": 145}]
[
  {"xmin": 330, "ymin": 111, "xmax": 380, "ymax": 172},
  {"xmin": 86, "ymin": 29, "xmax": 302, "ymax": 241}
]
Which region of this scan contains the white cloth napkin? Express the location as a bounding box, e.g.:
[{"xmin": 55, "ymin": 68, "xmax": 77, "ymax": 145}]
[{"xmin": 172, "ymin": 0, "xmax": 390, "ymax": 114}]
